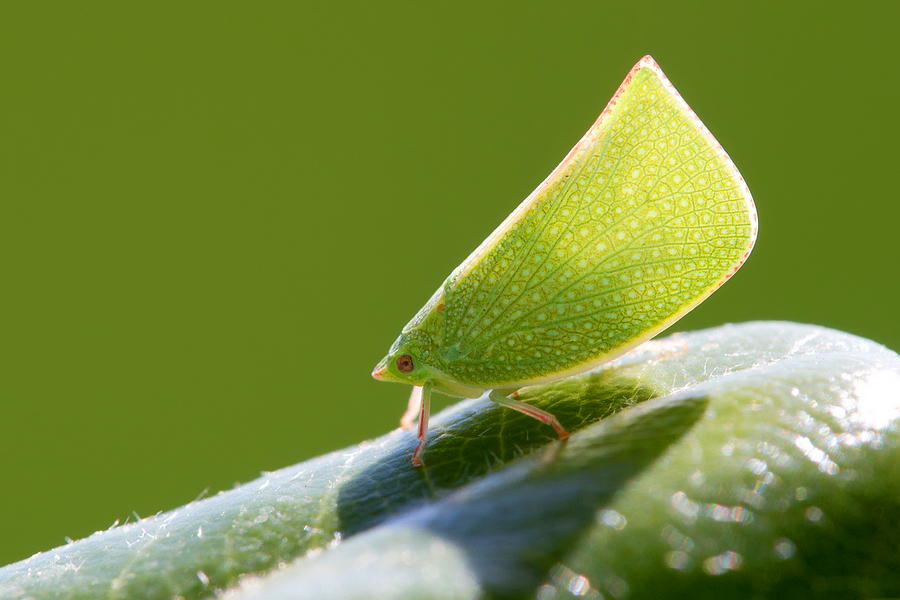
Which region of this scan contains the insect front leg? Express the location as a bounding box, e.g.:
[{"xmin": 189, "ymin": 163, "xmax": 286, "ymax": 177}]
[
  {"xmin": 399, "ymin": 385, "xmax": 423, "ymax": 429},
  {"xmin": 411, "ymin": 381, "xmax": 433, "ymax": 467},
  {"xmin": 488, "ymin": 390, "xmax": 569, "ymax": 439}
]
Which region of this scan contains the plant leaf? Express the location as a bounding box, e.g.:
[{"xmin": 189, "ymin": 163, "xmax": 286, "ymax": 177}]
[{"xmin": 2, "ymin": 322, "xmax": 899, "ymax": 600}]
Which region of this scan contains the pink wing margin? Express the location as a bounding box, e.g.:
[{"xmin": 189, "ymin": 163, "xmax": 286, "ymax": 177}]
[
  {"xmin": 601, "ymin": 56, "xmax": 758, "ymax": 272},
  {"xmin": 452, "ymin": 55, "xmax": 757, "ymax": 288}
]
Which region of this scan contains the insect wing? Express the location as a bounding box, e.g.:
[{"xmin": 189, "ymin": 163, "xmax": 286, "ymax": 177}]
[{"xmin": 438, "ymin": 56, "xmax": 757, "ymax": 388}]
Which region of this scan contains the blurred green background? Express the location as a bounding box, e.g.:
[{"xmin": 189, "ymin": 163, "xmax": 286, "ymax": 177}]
[{"xmin": 1, "ymin": 1, "xmax": 898, "ymax": 566}]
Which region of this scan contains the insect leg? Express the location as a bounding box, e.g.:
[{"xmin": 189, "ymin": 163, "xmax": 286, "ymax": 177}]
[
  {"xmin": 411, "ymin": 381, "xmax": 433, "ymax": 467},
  {"xmin": 488, "ymin": 390, "xmax": 569, "ymax": 439},
  {"xmin": 400, "ymin": 385, "xmax": 423, "ymax": 429}
]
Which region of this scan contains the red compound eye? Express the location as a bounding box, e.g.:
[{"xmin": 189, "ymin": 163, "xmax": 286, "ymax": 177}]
[{"xmin": 396, "ymin": 354, "xmax": 415, "ymax": 374}]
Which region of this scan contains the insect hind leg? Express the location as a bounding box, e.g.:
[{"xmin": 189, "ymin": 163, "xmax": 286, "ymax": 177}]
[{"xmin": 488, "ymin": 390, "xmax": 568, "ymax": 439}]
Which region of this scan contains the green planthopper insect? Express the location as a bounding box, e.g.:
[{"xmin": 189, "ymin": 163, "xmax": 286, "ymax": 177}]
[{"xmin": 373, "ymin": 55, "xmax": 757, "ymax": 466}]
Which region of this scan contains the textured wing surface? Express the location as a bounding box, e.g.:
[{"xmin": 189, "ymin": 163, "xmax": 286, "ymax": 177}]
[{"xmin": 439, "ymin": 56, "xmax": 757, "ymax": 388}]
